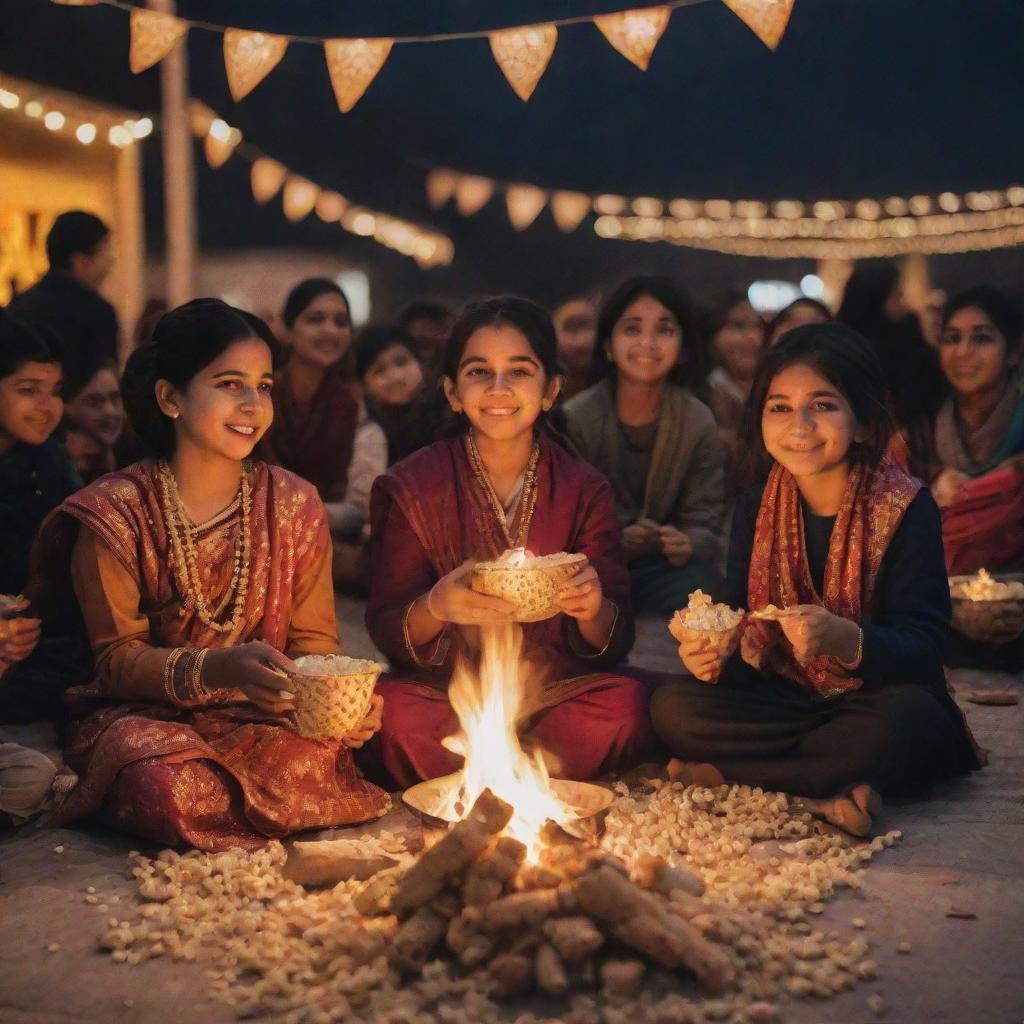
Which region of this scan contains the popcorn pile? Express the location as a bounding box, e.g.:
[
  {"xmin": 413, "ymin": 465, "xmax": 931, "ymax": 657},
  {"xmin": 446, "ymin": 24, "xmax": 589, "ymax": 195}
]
[
  {"xmin": 85, "ymin": 782, "xmax": 904, "ymax": 1024},
  {"xmin": 951, "ymin": 568, "xmax": 1024, "ymax": 602}
]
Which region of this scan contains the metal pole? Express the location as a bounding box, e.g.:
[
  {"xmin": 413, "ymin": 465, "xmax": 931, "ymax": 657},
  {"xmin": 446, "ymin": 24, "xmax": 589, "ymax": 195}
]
[{"xmin": 151, "ymin": 0, "xmax": 196, "ymax": 305}]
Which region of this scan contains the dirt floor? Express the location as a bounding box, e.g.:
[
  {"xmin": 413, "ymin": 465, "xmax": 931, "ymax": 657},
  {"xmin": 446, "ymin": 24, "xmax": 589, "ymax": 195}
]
[{"xmin": 1, "ymin": 601, "xmax": 1021, "ymax": 1024}]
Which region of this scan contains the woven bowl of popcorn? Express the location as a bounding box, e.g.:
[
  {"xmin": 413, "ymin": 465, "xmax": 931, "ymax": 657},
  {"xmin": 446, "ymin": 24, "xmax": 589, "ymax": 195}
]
[
  {"xmin": 287, "ymin": 655, "xmax": 382, "ymax": 741},
  {"xmin": 471, "ymin": 548, "xmax": 589, "ymax": 623},
  {"xmin": 949, "ymin": 570, "xmax": 1024, "ymax": 643},
  {"xmin": 669, "ymin": 590, "xmax": 745, "ymax": 660}
]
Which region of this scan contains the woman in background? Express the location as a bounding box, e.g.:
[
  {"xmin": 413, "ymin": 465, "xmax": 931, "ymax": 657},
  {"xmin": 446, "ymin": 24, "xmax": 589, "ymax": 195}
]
[{"xmin": 260, "ymin": 279, "xmax": 386, "ymax": 593}]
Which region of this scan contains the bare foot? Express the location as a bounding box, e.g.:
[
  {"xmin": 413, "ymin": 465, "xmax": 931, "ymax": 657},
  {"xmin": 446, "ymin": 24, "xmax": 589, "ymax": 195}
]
[
  {"xmin": 666, "ymin": 758, "xmax": 726, "ymax": 787},
  {"xmin": 801, "ymin": 785, "xmax": 881, "ymax": 837}
]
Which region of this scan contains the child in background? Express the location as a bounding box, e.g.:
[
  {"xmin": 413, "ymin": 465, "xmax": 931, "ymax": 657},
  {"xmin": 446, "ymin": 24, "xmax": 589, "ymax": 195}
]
[
  {"xmin": 356, "ymin": 324, "xmax": 439, "ymax": 465},
  {"xmin": 652, "ymin": 323, "xmax": 980, "ymax": 836},
  {"xmin": 61, "ymin": 355, "xmax": 125, "ymax": 483}
]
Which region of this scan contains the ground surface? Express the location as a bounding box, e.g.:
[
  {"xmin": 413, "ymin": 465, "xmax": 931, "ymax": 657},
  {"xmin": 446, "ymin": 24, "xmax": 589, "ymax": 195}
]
[{"xmin": 1, "ymin": 600, "xmax": 1022, "ymax": 1024}]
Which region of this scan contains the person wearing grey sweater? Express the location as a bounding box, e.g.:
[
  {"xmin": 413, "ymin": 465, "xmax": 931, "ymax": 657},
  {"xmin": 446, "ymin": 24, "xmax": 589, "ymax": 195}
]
[{"xmin": 563, "ymin": 276, "xmax": 726, "ymax": 612}]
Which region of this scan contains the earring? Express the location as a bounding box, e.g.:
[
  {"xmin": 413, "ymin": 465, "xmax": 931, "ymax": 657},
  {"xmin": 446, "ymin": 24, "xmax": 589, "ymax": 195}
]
[
  {"xmin": 169, "ymin": 410, "xmax": 180, "ymax": 419},
  {"xmin": 542, "ymin": 400, "xmax": 552, "ymax": 412}
]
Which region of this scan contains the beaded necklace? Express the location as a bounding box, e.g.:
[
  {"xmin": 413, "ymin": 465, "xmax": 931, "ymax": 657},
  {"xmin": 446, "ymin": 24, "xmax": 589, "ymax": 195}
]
[
  {"xmin": 465, "ymin": 431, "xmax": 540, "ymax": 550},
  {"xmin": 157, "ymin": 460, "xmax": 253, "ymax": 635}
]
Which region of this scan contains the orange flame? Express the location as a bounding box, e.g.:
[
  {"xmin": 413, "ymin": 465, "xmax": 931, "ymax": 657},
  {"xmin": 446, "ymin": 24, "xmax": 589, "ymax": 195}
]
[{"xmin": 439, "ymin": 623, "xmax": 569, "ymax": 859}]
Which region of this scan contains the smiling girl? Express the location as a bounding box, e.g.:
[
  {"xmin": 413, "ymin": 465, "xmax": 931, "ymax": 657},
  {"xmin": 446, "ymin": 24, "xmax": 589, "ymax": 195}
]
[
  {"xmin": 564, "ymin": 276, "xmax": 726, "ymax": 612},
  {"xmin": 365, "ymin": 297, "xmax": 649, "ymax": 788},
  {"xmin": 651, "ymin": 322, "xmax": 981, "ymax": 836},
  {"xmin": 260, "ymin": 279, "xmax": 386, "ymax": 592},
  {"xmin": 34, "ymin": 299, "xmax": 388, "ymax": 849}
]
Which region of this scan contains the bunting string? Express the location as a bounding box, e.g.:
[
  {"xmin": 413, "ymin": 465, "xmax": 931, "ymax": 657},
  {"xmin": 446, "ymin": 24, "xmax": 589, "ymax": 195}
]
[{"xmin": 51, "ymin": 0, "xmax": 793, "ymax": 108}]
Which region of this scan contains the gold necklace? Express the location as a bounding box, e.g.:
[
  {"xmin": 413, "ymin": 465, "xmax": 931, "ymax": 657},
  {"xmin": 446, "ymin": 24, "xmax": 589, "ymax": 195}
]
[
  {"xmin": 465, "ymin": 431, "xmax": 540, "ymax": 550},
  {"xmin": 157, "ymin": 460, "xmax": 253, "ymax": 635}
]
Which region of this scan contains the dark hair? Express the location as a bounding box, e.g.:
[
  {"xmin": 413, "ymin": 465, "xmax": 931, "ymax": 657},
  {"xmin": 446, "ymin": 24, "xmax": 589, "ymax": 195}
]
[
  {"xmin": 0, "ymin": 311, "xmax": 62, "ymax": 379},
  {"xmin": 355, "ymin": 324, "xmax": 418, "ymax": 379},
  {"xmin": 836, "ymin": 260, "xmax": 901, "ymax": 336},
  {"xmin": 121, "ymin": 298, "xmax": 280, "ymax": 458},
  {"xmin": 45, "ymin": 211, "xmax": 110, "ymax": 271},
  {"xmin": 589, "ymin": 275, "xmax": 705, "ymax": 390},
  {"xmin": 941, "ymin": 286, "xmax": 1022, "ymax": 353},
  {"xmin": 440, "ymin": 296, "xmax": 566, "ymax": 439},
  {"xmin": 695, "ymin": 288, "xmax": 752, "ymax": 344},
  {"xmin": 63, "ymin": 355, "xmax": 119, "ymax": 403},
  {"xmin": 281, "ymin": 278, "xmax": 349, "ymax": 329},
  {"xmin": 739, "ymin": 321, "xmax": 897, "ymax": 484},
  {"xmin": 766, "ymin": 297, "xmax": 833, "ymax": 344},
  {"xmin": 399, "ymin": 301, "xmax": 454, "ymax": 332}
]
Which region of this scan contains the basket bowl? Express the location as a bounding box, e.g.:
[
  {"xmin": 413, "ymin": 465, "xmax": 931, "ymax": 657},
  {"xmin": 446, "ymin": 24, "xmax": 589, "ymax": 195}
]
[
  {"xmin": 471, "ymin": 552, "xmax": 588, "ymax": 623},
  {"xmin": 668, "ymin": 612, "xmax": 743, "ymax": 660},
  {"xmin": 949, "ymin": 574, "xmax": 1024, "ymax": 643},
  {"xmin": 287, "ymin": 654, "xmax": 382, "ymax": 741}
]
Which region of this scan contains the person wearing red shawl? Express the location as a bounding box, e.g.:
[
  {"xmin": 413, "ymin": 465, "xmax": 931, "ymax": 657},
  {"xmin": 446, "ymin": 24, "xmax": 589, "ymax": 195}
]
[
  {"xmin": 652, "ymin": 324, "xmax": 981, "ymax": 837},
  {"xmin": 259, "ymin": 279, "xmax": 386, "ymax": 594},
  {"xmin": 364, "ymin": 297, "xmax": 651, "ymax": 790},
  {"xmin": 33, "ymin": 300, "xmax": 389, "ymax": 850}
]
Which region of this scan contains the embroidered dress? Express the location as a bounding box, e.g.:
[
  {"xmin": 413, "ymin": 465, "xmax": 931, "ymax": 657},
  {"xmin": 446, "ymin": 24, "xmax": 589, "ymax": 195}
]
[
  {"xmin": 33, "ymin": 460, "xmax": 389, "ymax": 850},
  {"xmin": 364, "ymin": 434, "xmax": 650, "ymax": 788}
]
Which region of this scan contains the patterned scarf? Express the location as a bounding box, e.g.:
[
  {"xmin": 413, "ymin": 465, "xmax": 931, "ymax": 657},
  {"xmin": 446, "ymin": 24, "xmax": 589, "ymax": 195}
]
[{"xmin": 745, "ymin": 458, "xmax": 921, "ymax": 696}]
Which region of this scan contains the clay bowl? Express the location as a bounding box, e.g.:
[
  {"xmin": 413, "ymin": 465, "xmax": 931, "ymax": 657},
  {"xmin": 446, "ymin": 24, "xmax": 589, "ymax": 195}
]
[
  {"xmin": 949, "ymin": 573, "xmax": 1024, "ymax": 643},
  {"xmin": 402, "ymin": 772, "xmax": 614, "ymax": 838}
]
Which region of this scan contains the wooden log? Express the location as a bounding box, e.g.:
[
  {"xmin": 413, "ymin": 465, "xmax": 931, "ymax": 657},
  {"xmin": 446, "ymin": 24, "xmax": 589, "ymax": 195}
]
[
  {"xmin": 631, "ymin": 853, "xmax": 705, "ymax": 898},
  {"xmin": 600, "ymin": 957, "xmax": 646, "ymax": 996},
  {"xmin": 488, "ymin": 952, "xmax": 534, "ymax": 998},
  {"xmin": 391, "ymin": 788, "xmax": 513, "ymax": 918},
  {"xmin": 388, "ymin": 907, "xmax": 448, "ymax": 972},
  {"xmin": 482, "ymin": 889, "xmax": 561, "ymax": 931},
  {"xmin": 535, "ymin": 942, "xmax": 570, "ymax": 997},
  {"xmin": 283, "ymin": 840, "xmax": 398, "ymax": 888},
  {"xmin": 446, "ymin": 912, "xmax": 495, "ymax": 968},
  {"xmin": 543, "ymin": 916, "xmax": 605, "ymax": 964}
]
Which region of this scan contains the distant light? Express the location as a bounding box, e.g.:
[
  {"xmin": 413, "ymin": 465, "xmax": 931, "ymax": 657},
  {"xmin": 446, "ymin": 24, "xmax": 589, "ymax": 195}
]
[
  {"xmin": 43, "ymin": 111, "xmax": 65, "ymax": 131},
  {"xmin": 748, "ymin": 280, "xmax": 801, "ymax": 313},
  {"xmin": 351, "ymin": 211, "xmax": 376, "ymax": 236},
  {"xmin": 24, "ymin": 100, "xmax": 43, "ymax": 118},
  {"xmin": 800, "ymin": 274, "xmax": 825, "ymax": 298},
  {"xmin": 132, "ymin": 117, "xmax": 153, "ymax": 139},
  {"xmin": 0, "ymin": 89, "xmax": 19, "ymax": 110},
  {"xmin": 75, "ymin": 122, "xmax": 97, "ymax": 144},
  {"xmin": 108, "ymin": 125, "xmax": 132, "ymax": 147},
  {"xmin": 336, "ymin": 270, "xmax": 370, "ymax": 327},
  {"xmin": 209, "ymin": 118, "xmax": 231, "ymax": 142}
]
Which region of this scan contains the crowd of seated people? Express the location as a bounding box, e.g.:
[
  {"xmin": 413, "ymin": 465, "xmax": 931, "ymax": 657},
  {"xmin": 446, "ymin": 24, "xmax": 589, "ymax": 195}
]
[{"xmin": 1, "ymin": 210, "xmax": 1017, "ymax": 844}]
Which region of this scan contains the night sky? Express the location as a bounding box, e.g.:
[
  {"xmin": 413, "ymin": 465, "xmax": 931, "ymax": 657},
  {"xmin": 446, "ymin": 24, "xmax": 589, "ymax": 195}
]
[{"xmin": 2, "ymin": 0, "xmax": 1023, "ymax": 309}]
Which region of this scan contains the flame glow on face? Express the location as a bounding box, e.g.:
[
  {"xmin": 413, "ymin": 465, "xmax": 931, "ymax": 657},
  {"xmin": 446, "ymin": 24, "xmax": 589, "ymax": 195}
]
[{"xmin": 439, "ymin": 623, "xmax": 569, "ymax": 860}]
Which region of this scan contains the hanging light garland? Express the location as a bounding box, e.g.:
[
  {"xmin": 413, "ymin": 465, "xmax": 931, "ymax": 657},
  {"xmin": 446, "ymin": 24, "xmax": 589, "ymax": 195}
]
[
  {"xmin": 188, "ymin": 101, "xmax": 453, "ymax": 269},
  {"xmin": 50, "ymin": 0, "xmax": 794, "ymax": 110},
  {"xmin": 422, "ymin": 162, "xmax": 1024, "ymax": 257},
  {"xmin": 0, "ymin": 73, "xmax": 151, "ymax": 148}
]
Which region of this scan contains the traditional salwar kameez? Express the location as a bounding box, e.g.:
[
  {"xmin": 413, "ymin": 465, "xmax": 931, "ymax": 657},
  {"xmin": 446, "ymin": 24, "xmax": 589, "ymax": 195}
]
[
  {"xmin": 364, "ymin": 435, "xmax": 651, "ymax": 789},
  {"xmin": 34, "ymin": 461, "xmax": 389, "ymax": 850},
  {"xmin": 651, "ymin": 460, "xmax": 982, "ymax": 799}
]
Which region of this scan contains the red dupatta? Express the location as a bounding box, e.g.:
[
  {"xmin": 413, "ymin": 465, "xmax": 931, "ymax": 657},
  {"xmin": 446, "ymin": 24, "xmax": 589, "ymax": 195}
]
[
  {"xmin": 746, "ymin": 458, "xmax": 922, "ymax": 696},
  {"xmin": 262, "ymin": 367, "xmax": 359, "ymax": 502}
]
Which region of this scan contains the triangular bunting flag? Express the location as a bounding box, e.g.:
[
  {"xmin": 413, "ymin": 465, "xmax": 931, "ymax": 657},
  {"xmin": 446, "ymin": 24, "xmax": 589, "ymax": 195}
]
[
  {"xmin": 488, "ymin": 23, "xmax": 557, "ymax": 102},
  {"xmin": 454, "ymin": 175, "xmax": 495, "ymax": 216},
  {"xmin": 324, "ymin": 38, "xmax": 392, "ymax": 113},
  {"xmin": 551, "ymin": 191, "xmax": 592, "ymax": 232},
  {"xmin": 594, "ymin": 7, "xmax": 671, "ymax": 71},
  {"xmin": 129, "ymin": 8, "xmax": 187, "ymax": 74},
  {"xmin": 426, "ymin": 169, "xmax": 459, "ymax": 209},
  {"xmin": 223, "ymin": 29, "xmax": 288, "ymax": 101},
  {"xmin": 250, "ymin": 157, "xmax": 288, "ymax": 204},
  {"xmin": 506, "ymin": 185, "xmax": 547, "ymax": 230},
  {"xmin": 721, "ymin": 0, "xmax": 795, "ymax": 50}
]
